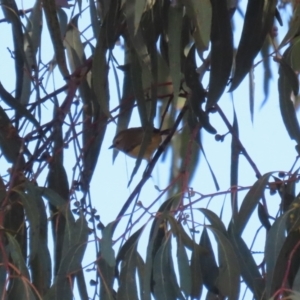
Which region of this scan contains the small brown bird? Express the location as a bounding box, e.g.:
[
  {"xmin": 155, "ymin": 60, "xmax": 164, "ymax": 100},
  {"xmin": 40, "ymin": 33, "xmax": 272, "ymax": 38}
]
[{"xmin": 109, "ymin": 127, "xmax": 170, "ymax": 160}]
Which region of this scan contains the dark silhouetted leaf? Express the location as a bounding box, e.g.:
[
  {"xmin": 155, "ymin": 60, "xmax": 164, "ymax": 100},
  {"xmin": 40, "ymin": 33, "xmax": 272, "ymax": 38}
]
[
  {"xmin": 278, "ymin": 50, "xmax": 300, "ymax": 147},
  {"xmin": 270, "ymin": 231, "xmax": 300, "ymax": 296},
  {"xmin": 290, "ymin": 36, "xmax": 300, "ymax": 72},
  {"xmin": 199, "ymin": 228, "xmax": 219, "ymax": 295},
  {"xmin": 199, "ymin": 208, "xmax": 227, "ymax": 234},
  {"xmin": 185, "ymin": 0, "xmax": 212, "ymax": 51},
  {"xmin": 279, "ymin": 5, "xmax": 300, "ymax": 49},
  {"xmin": 43, "ymin": 0, "xmax": 69, "ymax": 77},
  {"xmin": 21, "ymin": 0, "xmax": 42, "ymax": 106},
  {"xmin": 231, "ymin": 108, "xmax": 239, "ymax": 216},
  {"xmin": 64, "ymin": 15, "xmax": 85, "ymax": 73},
  {"xmin": 228, "ymin": 224, "xmax": 266, "ymax": 300},
  {"xmin": 0, "ymin": 105, "xmax": 24, "ymax": 164},
  {"xmin": 230, "ymin": 0, "xmax": 276, "ymax": 91},
  {"xmin": 0, "ymin": 82, "xmax": 40, "ymax": 129},
  {"xmin": 190, "ymin": 245, "xmax": 203, "ymax": 299},
  {"xmin": 206, "ymin": 0, "xmax": 233, "ymax": 109},
  {"xmin": 209, "ymin": 227, "xmax": 240, "ymax": 300},
  {"xmin": 265, "ymin": 211, "xmax": 290, "ymax": 298},
  {"xmin": 168, "ymin": 5, "xmax": 183, "ymax": 106},
  {"xmin": 184, "ymin": 45, "xmax": 216, "ymax": 134},
  {"xmin": 153, "ymin": 235, "xmax": 184, "ymax": 300},
  {"xmin": 177, "ymin": 237, "xmax": 191, "ymax": 297},
  {"xmin": 233, "ymin": 172, "xmax": 273, "ymax": 236},
  {"xmin": 1, "ymin": 0, "xmax": 25, "ymax": 99},
  {"xmin": 258, "ymin": 202, "xmax": 271, "ymax": 231}
]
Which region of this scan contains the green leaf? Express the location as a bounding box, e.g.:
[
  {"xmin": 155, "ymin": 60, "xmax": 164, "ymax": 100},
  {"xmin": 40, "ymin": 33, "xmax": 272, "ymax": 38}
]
[
  {"xmin": 199, "ymin": 228, "xmax": 219, "ymax": 295},
  {"xmin": 269, "ymin": 231, "xmax": 300, "ymax": 296},
  {"xmin": 190, "ymin": 244, "xmax": 203, "ymax": 298},
  {"xmin": 43, "ymin": 0, "xmax": 69, "ymax": 77},
  {"xmin": 233, "ymin": 172, "xmax": 273, "ymax": 236},
  {"xmin": 100, "ymin": 222, "xmax": 116, "ymax": 267},
  {"xmin": 184, "ymin": 45, "xmax": 216, "ymax": 134},
  {"xmin": 177, "ymin": 237, "xmax": 191, "ymax": 297},
  {"xmin": 228, "ymin": 224, "xmax": 265, "ymax": 300},
  {"xmin": 45, "ymin": 216, "xmax": 89, "ymax": 300},
  {"xmin": 117, "ymin": 247, "xmax": 141, "ymax": 300},
  {"xmin": 231, "ymin": 108, "xmax": 239, "ymax": 216},
  {"xmin": 278, "ymin": 5, "xmax": 300, "ymax": 49},
  {"xmin": 208, "ymin": 227, "xmax": 240, "ymax": 300},
  {"xmin": 168, "ymin": 5, "xmax": 183, "ymax": 107},
  {"xmin": 290, "ymin": 36, "xmax": 300, "ymax": 73},
  {"xmin": 199, "ymin": 208, "xmax": 227, "ymax": 234},
  {"xmin": 185, "ymin": 0, "xmax": 212, "ymax": 51},
  {"xmin": 230, "ymin": 0, "xmax": 277, "ymax": 91},
  {"xmin": 15, "ymin": 190, "xmax": 40, "ymax": 261},
  {"xmin": 6, "ymin": 233, "xmax": 30, "ymax": 278},
  {"xmin": 61, "ymin": 216, "xmax": 89, "ymax": 272},
  {"xmin": 206, "ymin": 0, "xmax": 233, "ymax": 109},
  {"xmin": 21, "ymin": 0, "xmax": 42, "ymax": 106},
  {"xmin": 92, "ymin": 26, "xmax": 110, "ymax": 117},
  {"xmin": 64, "ymin": 14, "xmax": 85, "ymax": 73},
  {"xmin": 1, "ymin": 0, "xmax": 25, "ymax": 99},
  {"xmin": 0, "ymin": 81, "xmax": 40, "ymax": 129},
  {"xmin": 153, "ymin": 235, "xmax": 184, "ymax": 300},
  {"xmin": 265, "ymin": 211, "xmax": 290, "ymax": 298},
  {"xmin": 98, "ymin": 256, "xmax": 115, "ymax": 300},
  {"xmin": 278, "ymin": 50, "xmax": 300, "ymax": 146},
  {"xmin": 0, "ymin": 105, "xmax": 24, "ymax": 164},
  {"xmin": 116, "ymin": 227, "xmax": 145, "ymax": 299}
]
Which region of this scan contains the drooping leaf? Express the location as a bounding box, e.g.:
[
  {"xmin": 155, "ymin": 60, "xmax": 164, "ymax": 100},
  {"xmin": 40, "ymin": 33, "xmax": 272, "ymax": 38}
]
[
  {"xmin": 230, "ymin": 0, "xmax": 277, "ymax": 91},
  {"xmin": 92, "ymin": 25, "xmax": 110, "ymax": 117},
  {"xmin": 199, "ymin": 208, "xmax": 227, "ymax": 234},
  {"xmin": 45, "ymin": 215, "xmax": 89, "ymax": 300},
  {"xmin": 100, "ymin": 222, "xmax": 116, "ymax": 268},
  {"xmin": 25, "ymin": 182, "xmax": 52, "ymax": 296},
  {"xmin": 206, "ymin": 0, "xmax": 233, "ymax": 109},
  {"xmin": 176, "ymin": 237, "xmax": 191, "ymax": 297},
  {"xmin": 15, "ymin": 190, "xmax": 40, "ymax": 261},
  {"xmin": 257, "ymin": 202, "xmax": 271, "ymax": 231},
  {"xmin": 278, "ymin": 49, "xmax": 300, "ymax": 148},
  {"xmin": 185, "ymin": 0, "xmax": 212, "ymax": 51},
  {"xmin": 230, "ymin": 107, "xmax": 239, "ymax": 216},
  {"xmin": 168, "ymin": 4, "xmax": 183, "ymax": 107},
  {"xmin": 6, "ymin": 233, "xmax": 30, "ymax": 278},
  {"xmin": 290, "ymin": 36, "xmax": 300, "ymax": 72},
  {"xmin": 43, "ymin": 0, "xmax": 69, "ymax": 77},
  {"xmin": 209, "ymin": 227, "xmax": 240, "ymax": 300},
  {"xmin": 190, "ymin": 244, "xmax": 203, "ymax": 299},
  {"xmin": 98, "ymin": 256, "xmax": 115, "ymax": 300},
  {"xmin": 184, "ymin": 45, "xmax": 216, "ymax": 134},
  {"xmin": 228, "ymin": 224, "xmax": 266, "ymax": 300},
  {"xmin": 64, "ymin": 15, "xmax": 85, "ymax": 73},
  {"xmin": 0, "ymin": 82, "xmax": 40, "ymax": 129},
  {"xmin": 265, "ymin": 211, "xmax": 290, "ymax": 298},
  {"xmin": 199, "ymin": 228, "xmax": 219, "ymax": 295},
  {"xmin": 233, "ymin": 172, "xmax": 273, "ymax": 236},
  {"xmin": 269, "ymin": 231, "xmax": 300, "ymax": 296},
  {"xmin": 0, "ymin": 105, "xmax": 25, "ymax": 164},
  {"xmin": 21, "ymin": 0, "xmax": 42, "ymax": 106},
  {"xmin": 1, "ymin": 0, "xmax": 25, "ymax": 99},
  {"xmin": 153, "ymin": 235, "xmax": 184, "ymax": 300},
  {"xmin": 116, "ymin": 226, "xmax": 145, "ymax": 300},
  {"xmin": 278, "ymin": 5, "xmax": 300, "ymax": 49}
]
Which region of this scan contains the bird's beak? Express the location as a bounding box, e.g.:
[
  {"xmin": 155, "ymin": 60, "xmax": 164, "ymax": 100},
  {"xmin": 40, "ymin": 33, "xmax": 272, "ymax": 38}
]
[{"xmin": 108, "ymin": 144, "xmax": 114, "ymax": 149}]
